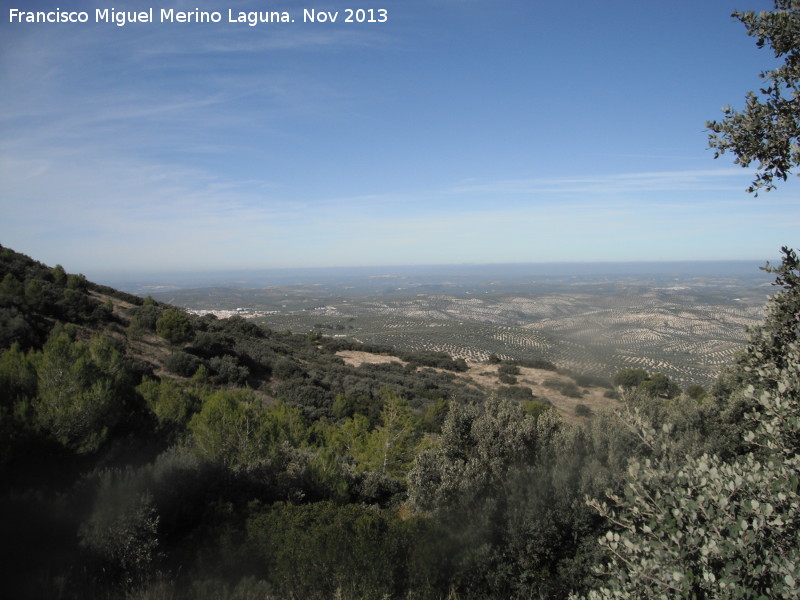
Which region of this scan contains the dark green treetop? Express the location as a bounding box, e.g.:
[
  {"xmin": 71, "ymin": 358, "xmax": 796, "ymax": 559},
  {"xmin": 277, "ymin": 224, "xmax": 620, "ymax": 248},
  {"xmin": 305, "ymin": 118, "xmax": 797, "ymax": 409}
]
[
  {"xmin": 156, "ymin": 308, "xmax": 194, "ymax": 345},
  {"xmin": 707, "ymin": 0, "xmax": 800, "ymax": 194}
]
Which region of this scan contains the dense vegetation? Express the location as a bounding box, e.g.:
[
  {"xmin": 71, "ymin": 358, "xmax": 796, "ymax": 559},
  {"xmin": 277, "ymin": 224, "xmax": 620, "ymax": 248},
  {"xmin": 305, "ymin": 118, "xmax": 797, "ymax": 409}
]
[
  {"xmin": 0, "ymin": 244, "xmax": 481, "ymax": 595},
  {"xmin": 1, "ymin": 240, "xmax": 798, "ymax": 599}
]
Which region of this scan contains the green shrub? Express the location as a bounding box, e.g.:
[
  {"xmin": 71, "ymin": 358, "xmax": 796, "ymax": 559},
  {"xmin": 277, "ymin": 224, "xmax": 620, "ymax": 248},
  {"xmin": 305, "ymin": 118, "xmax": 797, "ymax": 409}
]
[
  {"xmin": 685, "ymin": 383, "xmax": 707, "ymax": 400},
  {"xmin": 156, "ymin": 308, "xmax": 194, "ymax": 345},
  {"xmin": 498, "ymin": 385, "xmax": 533, "ymax": 401},
  {"xmin": 543, "ymin": 378, "xmax": 582, "ymax": 398},
  {"xmin": 498, "ymin": 362, "xmax": 520, "ymax": 377},
  {"xmin": 574, "ymin": 404, "xmax": 592, "ymax": 417},
  {"xmin": 164, "ymin": 351, "xmax": 203, "ymax": 377},
  {"xmin": 612, "ymin": 368, "xmax": 649, "ymax": 389}
]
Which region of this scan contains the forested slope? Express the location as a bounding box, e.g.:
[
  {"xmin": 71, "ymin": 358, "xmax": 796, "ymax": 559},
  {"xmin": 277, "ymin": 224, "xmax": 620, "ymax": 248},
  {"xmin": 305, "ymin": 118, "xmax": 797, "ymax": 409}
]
[{"xmin": 1, "ymin": 244, "xmax": 798, "ymax": 599}]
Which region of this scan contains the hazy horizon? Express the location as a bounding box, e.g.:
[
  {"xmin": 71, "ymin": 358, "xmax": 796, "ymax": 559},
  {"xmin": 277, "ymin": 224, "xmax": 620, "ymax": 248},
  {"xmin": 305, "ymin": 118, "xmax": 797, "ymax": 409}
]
[
  {"xmin": 3, "ymin": 0, "xmax": 798, "ymax": 273},
  {"xmin": 89, "ymin": 258, "xmax": 773, "ymax": 294}
]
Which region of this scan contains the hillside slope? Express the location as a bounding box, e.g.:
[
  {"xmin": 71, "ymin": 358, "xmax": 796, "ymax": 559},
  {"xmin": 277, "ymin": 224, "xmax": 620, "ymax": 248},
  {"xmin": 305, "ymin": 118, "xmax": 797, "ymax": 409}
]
[{"xmin": 4, "ymin": 244, "xmax": 784, "ymax": 600}]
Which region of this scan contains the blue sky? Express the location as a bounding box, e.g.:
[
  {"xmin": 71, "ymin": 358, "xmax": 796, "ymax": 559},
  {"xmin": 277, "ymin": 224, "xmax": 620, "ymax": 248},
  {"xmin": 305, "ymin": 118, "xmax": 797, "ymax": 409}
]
[{"xmin": 1, "ymin": 0, "xmax": 798, "ymax": 277}]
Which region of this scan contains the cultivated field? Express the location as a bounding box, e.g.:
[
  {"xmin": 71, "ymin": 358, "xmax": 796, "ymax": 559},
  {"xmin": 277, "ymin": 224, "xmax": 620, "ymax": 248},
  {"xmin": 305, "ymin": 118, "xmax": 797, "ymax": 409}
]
[
  {"xmin": 149, "ymin": 266, "xmax": 773, "ymax": 387},
  {"xmin": 244, "ymin": 289, "xmax": 765, "ymax": 386}
]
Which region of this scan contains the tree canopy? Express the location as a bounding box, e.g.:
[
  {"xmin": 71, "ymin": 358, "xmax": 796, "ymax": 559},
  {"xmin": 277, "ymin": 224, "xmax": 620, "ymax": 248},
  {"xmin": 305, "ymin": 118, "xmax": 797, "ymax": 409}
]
[
  {"xmin": 574, "ymin": 247, "xmax": 800, "ymax": 600},
  {"xmin": 707, "ymin": 0, "xmax": 800, "ymax": 194}
]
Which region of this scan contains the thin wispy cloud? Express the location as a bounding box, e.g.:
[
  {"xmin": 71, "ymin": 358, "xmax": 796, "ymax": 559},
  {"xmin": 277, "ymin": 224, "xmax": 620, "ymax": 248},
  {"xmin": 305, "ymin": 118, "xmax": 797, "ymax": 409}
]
[
  {"xmin": 1, "ymin": 0, "xmax": 798, "ymax": 273},
  {"xmin": 447, "ymin": 169, "xmax": 753, "ymax": 196}
]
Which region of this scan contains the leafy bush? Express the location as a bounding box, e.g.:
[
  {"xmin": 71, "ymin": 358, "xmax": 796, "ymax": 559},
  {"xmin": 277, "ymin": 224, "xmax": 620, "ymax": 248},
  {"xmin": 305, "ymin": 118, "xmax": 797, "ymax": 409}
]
[
  {"xmin": 639, "ymin": 372, "xmax": 680, "ymax": 399},
  {"xmin": 277, "ymin": 379, "xmax": 332, "ymax": 420},
  {"xmin": 409, "ymin": 396, "xmax": 628, "ymax": 598},
  {"xmin": 515, "ymin": 357, "xmax": 558, "ymax": 371},
  {"xmin": 164, "ymin": 351, "xmax": 203, "ymax": 377},
  {"xmin": 543, "ymin": 377, "xmax": 582, "ymax": 398},
  {"xmin": 138, "ymin": 378, "xmax": 201, "ymax": 429},
  {"xmin": 398, "ymin": 350, "xmax": 468, "ymax": 372},
  {"xmin": 0, "ymin": 306, "xmax": 41, "ymax": 349},
  {"xmin": 522, "ymin": 399, "xmax": 552, "ymax": 419},
  {"xmin": 214, "ymin": 315, "xmax": 265, "ymax": 339},
  {"xmin": 79, "ymin": 472, "xmax": 160, "ymax": 591},
  {"xmin": 579, "ymin": 247, "xmax": 800, "ymax": 600},
  {"xmin": 498, "ymin": 362, "xmax": 521, "ymax": 376},
  {"xmin": 422, "ymin": 397, "xmax": 449, "ymax": 432},
  {"xmin": 128, "ymin": 302, "xmax": 162, "ymax": 334},
  {"xmin": 611, "ymin": 369, "xmax": 680, "ymax": 399},
  {"xmin": 189, "ymin": 391, "xmax": 307, "ymax": 468},
  {"xmin": 34, "ymin": 332, "xmax": 120, "ymax": 453},
  {"xmin": 156, "ymin": 308, "xmax": 194, "ymax": 345},
  {"xmin": 273, "ymin": 356, "xmax": 304, "ymax": 380},
  {"xmin": 685, "ymin": 383, "xmax": 707, "ymax": 400},
  {"xmin": 498, "ymin": 385, "xmax": 533, "ymax": 400},
  {"xmin": 567, "ymin": 372, "xmax": 614, "ymax": 388},
  {"xmin": 579, "ymin": 361, "xmax": 800, "ymax": 600},
  {"xmin": 612, "ymin": 368, "xmax": 649, "ymax": 389},
  {"xmin": 245, "ymin": 501, "xmax": 427, "ymax": 600},
  {"xmin": 208, "ymin": 355, "xmax": 249, "ymax": 386}
]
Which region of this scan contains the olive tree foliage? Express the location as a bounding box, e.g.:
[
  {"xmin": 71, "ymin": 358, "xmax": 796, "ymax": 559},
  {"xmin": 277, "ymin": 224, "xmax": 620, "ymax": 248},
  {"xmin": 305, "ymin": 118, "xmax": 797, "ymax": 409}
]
[
  {"xmin": 576, "ymin": 252, "xmax": 800, "ymax": 600},
  {"xmin": 714, "ymin": 247, "xmax": 800, "ymax": 405},
  {"xmin": 576, "ymin": 351, "xmax": 800, "ymax": 600},
  {"xmin": 707, "ymin": 0, "xmax": 800, "ymax": 194},
  {"xmin": 749, "ymin": 247, "xmax": 800, "ymax": 374},
  {"xmin": 408, "ymin": 396, "xmax": 547, "ymax": 515},
  {"xmin": 613, "ymin": 369, "xmax": 681, "ymax": 399},
  {"xmin": 613, "ymin": 368, "xmax": 649, "ymax": 390}
]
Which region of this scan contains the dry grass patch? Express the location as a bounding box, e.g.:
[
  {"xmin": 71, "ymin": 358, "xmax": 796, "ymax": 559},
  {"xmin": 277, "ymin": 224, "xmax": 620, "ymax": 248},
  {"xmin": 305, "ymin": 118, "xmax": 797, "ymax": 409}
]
[
  {"xmin": 459, "ymin": 363, "xmax": 621, "ymax": 424},
  {"xmin": 336, "ymin": 350, "xmax": 407, "ymax": 368}
]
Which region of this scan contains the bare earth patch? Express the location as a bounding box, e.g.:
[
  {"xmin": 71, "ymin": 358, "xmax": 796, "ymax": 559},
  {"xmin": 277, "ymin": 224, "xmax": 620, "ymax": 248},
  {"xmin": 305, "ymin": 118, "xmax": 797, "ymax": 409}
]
[
  {"xmin": 336, "ymin": 350, "xmax": 407, "ymax": 368},
  {"xmin": 461, "ymin": 362, "xmax": 621, "ymax": 424},
  {"xmin": 335, "ymin": 352, "xmax": 621, "ymax": 424}
]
